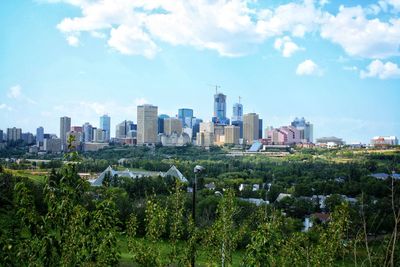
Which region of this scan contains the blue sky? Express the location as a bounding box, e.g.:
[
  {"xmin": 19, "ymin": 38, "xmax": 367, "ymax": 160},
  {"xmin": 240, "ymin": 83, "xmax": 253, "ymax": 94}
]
[{"xmin": 0, "ymin": 0, "xmax": 399, "ymax": 143}]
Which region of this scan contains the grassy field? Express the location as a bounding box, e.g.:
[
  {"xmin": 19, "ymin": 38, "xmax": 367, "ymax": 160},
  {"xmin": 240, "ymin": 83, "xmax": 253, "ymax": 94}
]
[
  {"xmin": 6, "ymin": 169, "xmax": 47, "ymax": 183},
  {"xmin": 117, "ymin": 235, "xmax": 246, "ymax": 267}
]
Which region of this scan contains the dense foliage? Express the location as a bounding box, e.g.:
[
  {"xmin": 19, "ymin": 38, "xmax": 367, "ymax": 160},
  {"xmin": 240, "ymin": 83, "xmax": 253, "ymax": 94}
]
[{"xmin": 1, "ymin": 146, "xmax": 399, "ymax": 266}]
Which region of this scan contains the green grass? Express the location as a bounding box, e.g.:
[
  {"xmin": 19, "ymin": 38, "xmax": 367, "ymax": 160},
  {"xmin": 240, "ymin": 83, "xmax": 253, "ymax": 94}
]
[
  {"xmin": 7, "ymin": 169, "xmax": 47, "ymax": 183},
  {"xmin": 117, "ymin": 234, "xmax": 245, "ymax": 266},
  {"xmin": 117, "ymin": 234, "xmax": 375, "ymax": 267}
]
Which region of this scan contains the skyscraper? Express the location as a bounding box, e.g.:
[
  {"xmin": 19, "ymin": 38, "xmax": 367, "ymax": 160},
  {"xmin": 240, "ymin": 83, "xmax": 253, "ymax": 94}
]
[
  {"xmin": 100, "ymin": 115, "xmax": 111, "ymax": 141},
  {"xmin": 191, "ymin": 118, "xmax": 203, "ymax": 140},
  {"xmin": 158, "ymin": 114, "xmax": 170, "ymax": 134},
  {"xmin": 243, "ymin": 113, "xmax": 259, "ymax": 145},
  {"xmin": 115, "ymin": 120, "xmax": 135, "ymax": 139},
  {"xmin": 7, "ymin": 127, "xmax": 22, "ymax": 142},
  {"xmin": 0, "ymin": 130, "xmax": 3, "ymax": 142},
  {"xmin": 213, "ymin": 93, "xmax": 229, "ymax": 124},
  {"xmin": 232, "ymin": 102, "xmax": 243, "ymax": 122},
  {"xmin": 83, "ymin": 122, "xmax": 93, "ymax": 143},
  {"xmin": 178, "ymin": 108, "xmax": 194, "ymax": 128},
  {"xmin": 225, "ymin": 125, "xmax": 240, "ymax": 145},
  {"xmin": 36, "ymin": 127, "xmax": 44, "ymax": 144},
  {"xmin": 259, "ymin": 119, "xmax": 263, "ymax": 139},
  {"xmin": 60, "ymin": 116, "xmax": 71, "ymax": 150},
  {"xmin": 137, "ymin": 104, "xmax": 158, "ymax": 145},
  {"xmin": 291, "ymin": 117, "xmax": 313, "ymax": 143},
  {"xmin": 164, "ymin": 118, "xmax": 183, "ymax": 135}
]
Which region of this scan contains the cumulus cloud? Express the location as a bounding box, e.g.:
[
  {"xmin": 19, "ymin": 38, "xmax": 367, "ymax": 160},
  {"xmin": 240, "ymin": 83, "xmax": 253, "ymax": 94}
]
[
  {"xmin": 296, "ymin": 59, "xmax": 322, "ymax": 76},
  {"xmin": 274, "ymin": 36, "xmax": 303, "ymax": 57},
  {"xmin": 44, "ymin": 0, "xmax": 400, "ymax": 60},
  {"xmin": 360, "ymin": 60, "xmax": 400, "ymax": 79},
  {"xmin": 320, "ymin": 5, "xmax": 400, "ymax": 59},
  {"xmin": 108, "ymin": 25, "xmax": 158, "ymax": 58},
  {"xmin": 47, "ymin": 0, "xmax": 323, "ymax": 57}
]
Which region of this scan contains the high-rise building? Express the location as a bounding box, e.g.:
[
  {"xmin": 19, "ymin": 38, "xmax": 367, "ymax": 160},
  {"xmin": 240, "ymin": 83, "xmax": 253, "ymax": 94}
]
[
  {"xmin": 36, "ymin": 127, "xmax": 44, "ymax": 144},
  {"xmin": 232, "ymin": 102, "xmax": 243, "ymax": 122},
  {"xmin": 158, "ymin": 114, "xmax": 170, "ymax": 134},
  {"xmin": 83, "ymin": 122, "xmax": 93, "ymax": 143},
  {"xmin": 291, "ymin": 117, "xmax": 313, "ymax": 143},
  {"xmin": 267, "ymin": 126, "xmax": 301, "ymax": 145},
  {"xmin": 137, "ymin": 104, "xmax": 158, "ymax": 145},
  {"xmin": 231, "ymin": 120, "xmax": 243, "ymax": 138},
  {"xmin": 259, "ymin": 119, "xmax": 263, "ymax": 139},
  {"xmin": 196, "ymin": 132, "xmax": 214, "ymax": 147},
  {"xmin": 200, "ymin": 122, "xmax": 214, "ymax": 133},
  {"xmin": 243, "ymin": 113, "xmax": 259, "ymax": 145},
  {"xmin": 60, "ymin": 116, "xmax": 71, "ymax": 150},
  {"xmin": 191, "ymin": 118, "xmax": 203, "ymax": 140},
  {"xmin": 115, "ymin": 120, "xmax": 135, "ymax": 139},
  {"xmin": 7, "ymin": 127, "xmax": 22, "ymax": 142},
  {"xmin": 196, "ymin": 121, "xmax": 214, "ymax": 147},
  {"xmin": 214, "ymin": 125, "xmax": 225, "ymax": 144},
  {"xmin": 178, "ymin": 108, "xmax": 194, "ymax": 128},
  {"xmin": 100, "ymin": 115, "xmax": 111, "ymax": 141},
  {"xmin": 225, "ymin": 125, "xmax": 240, "ymax": 145},
  {"xmin": 0, "ymin": 129, "xmax": 3, "ymax": 142},
  {"xmin": 213, "ymin": 92, "xmax": 229, "ymax": 125},
  {"xmin": 164, "ymin": 118, "xmax": 183, "ymax": 135},
  {"xmin": 44, "ymin": 138, "xmax": 62, "ymax": 153},
  {"xmin": 94, "ymin": 128, "xmax": 106, "ymax": 143},
  {"xmin": 22, "ymin": 132, "xmax": 35, "ymax": 145}
]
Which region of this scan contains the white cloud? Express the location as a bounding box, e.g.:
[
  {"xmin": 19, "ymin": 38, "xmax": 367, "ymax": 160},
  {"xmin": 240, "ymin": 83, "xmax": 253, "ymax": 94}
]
[
  {"xmin": 320, "ymin": 5, "xmax": 400, "ymax": 59},
  {"xmin": 7, "ymin": 85, "xmax": 22, "ymax": 99},
  {"xmin": 66, "ymin": 35, "xmax": 80, "ymax": 46},
  {"xmin": 108, "ymin": 25, "xmax": 158, "ymax": 58},
  {"xmin": 296, "ymin": 59, "xmax": 322, "ymax": 76},
  {"xmin": 274, "ymin": 36, "xmax": 303, "ymax": 57},
  {"xmin": 45, "ymin": 0, "xmax": 400, "ymax": 60},
  {"xmin": 256, "ymin": 1, "xmax": 322, "ymax": 38},
  {"xmin": 48, "ymin": 0, "xmax": 322, "ymax": 57},
  {"xmin": 360, "ymin": 59, "xmax": 400, "ymax": 79}
]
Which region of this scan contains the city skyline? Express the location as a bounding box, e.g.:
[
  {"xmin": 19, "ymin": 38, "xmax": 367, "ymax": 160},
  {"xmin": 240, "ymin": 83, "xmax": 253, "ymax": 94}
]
[{"xmin": 1, "ymin": 0, "xmax": 400, "ymax": 143}]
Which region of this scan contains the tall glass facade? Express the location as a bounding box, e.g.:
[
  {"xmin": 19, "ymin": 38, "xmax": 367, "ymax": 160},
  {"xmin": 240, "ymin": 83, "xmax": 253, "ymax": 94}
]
[
  {"xmin": 232, "ymin": 103, "xmax": 243, "ymax": 122},
  {"xmin": 178, "ymin": 108, "xmax": 194, "ymax": 128},
  {"xmin": 100, "ymin": 115, "xmax": 111, "ymax": 141}
]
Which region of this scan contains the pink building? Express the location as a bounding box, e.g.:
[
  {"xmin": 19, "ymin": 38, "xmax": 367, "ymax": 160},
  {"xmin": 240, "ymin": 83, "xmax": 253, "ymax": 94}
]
[{"xmin": 266, "ymin": 126, "xmax": 301, "ymax": 145}]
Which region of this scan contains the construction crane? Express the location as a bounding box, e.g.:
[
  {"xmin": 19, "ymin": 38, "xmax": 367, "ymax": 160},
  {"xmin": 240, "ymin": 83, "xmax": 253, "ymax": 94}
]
[{"xmin": 208, "ymin": 84, "xmax": 221, "ymax": 94}]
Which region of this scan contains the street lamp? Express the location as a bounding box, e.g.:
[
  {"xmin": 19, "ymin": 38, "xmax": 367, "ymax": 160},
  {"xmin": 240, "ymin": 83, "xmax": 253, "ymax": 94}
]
[
  {"xmin": 191, "ymin": 165, "xmax": 205, "ymax": 267},
  {"xmin": 214, "ymin": 191, "xmax": 225, "ymax": 267}
]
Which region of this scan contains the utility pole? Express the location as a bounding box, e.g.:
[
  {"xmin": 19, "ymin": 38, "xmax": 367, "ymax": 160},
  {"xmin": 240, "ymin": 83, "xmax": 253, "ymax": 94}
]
[{"xmin": 191, "ymin": 165, "xmax": 205, "ymax": 267}]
